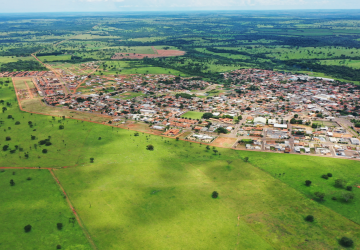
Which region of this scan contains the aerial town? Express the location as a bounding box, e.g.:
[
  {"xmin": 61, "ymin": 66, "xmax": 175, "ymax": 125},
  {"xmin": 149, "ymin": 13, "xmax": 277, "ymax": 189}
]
[{"xmin": 5, "ymin": 67, "xmax": 360, "ymax": 159}]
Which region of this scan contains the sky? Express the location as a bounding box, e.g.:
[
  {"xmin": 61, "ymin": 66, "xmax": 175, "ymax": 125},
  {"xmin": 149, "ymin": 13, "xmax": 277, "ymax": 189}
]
[{"xmin": 1, "ymin": 0, "xmax": 360, "ymax": 13}]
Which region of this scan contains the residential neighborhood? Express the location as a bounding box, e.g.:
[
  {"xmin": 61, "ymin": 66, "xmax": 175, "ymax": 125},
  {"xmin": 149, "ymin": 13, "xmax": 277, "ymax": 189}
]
[{"xmin": 10, "ymin": 68, "xmax": 360, "ymax": 159}]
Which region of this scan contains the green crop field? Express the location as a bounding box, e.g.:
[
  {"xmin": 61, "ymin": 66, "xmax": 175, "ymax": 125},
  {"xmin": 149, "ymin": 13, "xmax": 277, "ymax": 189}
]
[
  {"xmin": 181, "ymin": 111, "xmax": 204, "ymax": 119},
  {"xmin": 0, "ymin": 169, "xmax": 91, "ymax": 250}
]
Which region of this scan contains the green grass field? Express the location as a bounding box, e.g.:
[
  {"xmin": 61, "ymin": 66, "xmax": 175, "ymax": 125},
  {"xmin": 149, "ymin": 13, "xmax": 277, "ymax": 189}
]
[
  {"xmin": 38, "ymin": 55, "xmax": 72, "ymax": 62},
  {"xmin": 2, "ymin": 77, "xmax": 360, "ymax": 249},
  {"xmin": 181, "ymin": 111, "xmax": 204, "ymax": 119},
  {"xmin": 237, "ymin": 152, "xmax": 360, "ymax": 224},
  {"xmin": 0, "ymin": 169, "xmax": 91, "ymax": 250}
]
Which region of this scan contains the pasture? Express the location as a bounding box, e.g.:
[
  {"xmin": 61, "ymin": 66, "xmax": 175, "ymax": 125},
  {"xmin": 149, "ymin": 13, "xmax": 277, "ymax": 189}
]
[
  {"xmin": 238, "ymin": 151, "xmax": 360, "ymax": 224},
  {"xmin": 0, "ymin": 169, "xmax": 91, "ymax": 250},
  {"xmin": 54, "ymin": 130, "xmax": 360, "ymax": 249}
]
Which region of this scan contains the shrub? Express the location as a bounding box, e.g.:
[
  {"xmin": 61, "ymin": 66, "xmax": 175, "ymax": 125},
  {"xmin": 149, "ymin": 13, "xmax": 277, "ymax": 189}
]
[
  {"xmin": 346, "ymin": 186, "xmax": 352, "ymax": 191},
  {"xmin": 7, "ymin": 115, "xmax": 12, "ymax": 119},
  {"xmin": 332, "ymin": 196, "xmax": 337, "ymax": 200},
  {"xmin": 57, "ymin": 245, "xmax": 62, "ymax": 249},
  {"xmin": 5, "ymin": 136, "xmax": 11, "ymax": 141},
  {"xmin": 212, "ymin": 191, "xmax": 219, "ymax": 198},
  {"xmin": 3, "ymin": 145, "xmax": 9, "ymax": 151},
  {"xmin": 90, "ymin": 158, "xmax": 94, "ymax": 163},
  {"xmin": 10, "ymin": 179, "xmax": 15, "ymax": 186},
  {"xmin": 244, "ymin": 157, "xmax": 249, "ymax": 162},
  {"xmin": 146, "ymin": 144, "xmax": 154, "ymax": 151},
  {"xmin": 339, "ymin": 237, "xmax": 353, "ymax": 247},
  {"xmin": 59, "ymin": 125, "xmax": 64, "ymax": 130},
  {"xmin": 327, "ymin": 173, "xmax": 332, "ymax": 177},
  {"xmin": 42, "ymin": 149, "xmax": 48, "ymax": 154},
  {"xmin": 24, "ymin": 224, "xmax": 32, "ymax": 233},
  {"xmin": 305, "ymin": 180, "xmax": 312, "ymax": 186},
  {"xmin": 45, "ymin": 141, "xmax": 52, "ymax": 146},
  {"xmin": 57, "ymin": 223, "xmax": 63, "ymax": 230},
  {"xmin": 26, "ymin": 177, "xmax": 32, "ymax": 180},
  {"xmin": 15, "ymin": 121, "xmax": 20, "ymax": 125},
  {"xmin": 321, "ymin": 174, "xmax": 329, "ymax": 180},
  {"xmin": 305, "ymin": 215, "xmax": 314, "ymax": 222}
]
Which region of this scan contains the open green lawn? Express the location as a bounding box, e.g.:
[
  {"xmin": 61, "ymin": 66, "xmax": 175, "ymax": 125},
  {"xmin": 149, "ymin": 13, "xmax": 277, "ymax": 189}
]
[
  {"xmin": 0, "ymin": 169, "xmax": 91, "ymax": 250},
  {"xmin": 2, "ymin": 79, "xmax": 360, "ymax": 249},
  {"xmin": 181, "ymin": 111, "xmax": 204, "ymax": 119}
]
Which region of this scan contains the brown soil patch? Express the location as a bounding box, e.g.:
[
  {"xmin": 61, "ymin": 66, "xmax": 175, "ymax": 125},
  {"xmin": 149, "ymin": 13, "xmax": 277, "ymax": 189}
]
[
  {"xmin": 211, "ymin": 137, "xmax": 237, "ymax": 148},
  {"xmin": 112, "ymin": 46, "xmax": 185, "ymax": 59}
]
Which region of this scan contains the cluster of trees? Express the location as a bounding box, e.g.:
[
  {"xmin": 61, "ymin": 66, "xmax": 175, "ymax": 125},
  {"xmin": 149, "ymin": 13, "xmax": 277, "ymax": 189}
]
[{"xmin": 0, "ymin": 60, "xmax": 47, "ymax": 72}]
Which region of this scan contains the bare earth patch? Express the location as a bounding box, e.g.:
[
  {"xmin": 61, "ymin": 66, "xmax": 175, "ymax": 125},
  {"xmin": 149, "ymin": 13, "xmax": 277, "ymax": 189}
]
[
  {"xmin": 112, "ymin": 46, "xmax": 185, "ymax": 59},
  {"xmin": 211, "ymin": 137, "xmax": 237, "ymax": 148}
]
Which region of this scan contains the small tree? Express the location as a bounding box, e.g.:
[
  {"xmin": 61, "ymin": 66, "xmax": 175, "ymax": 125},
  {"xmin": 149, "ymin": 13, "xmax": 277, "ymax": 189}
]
[
  {"xmin": 42, "ymin": 149, "xmax": 48, "ymax": 154},
  {"xmin": 346, "ymin": 186, "xmax": 352, "ymax": 191},
  {"xmin": 335, "ymin": 179, "xmax": 346, "ymax": 188},
  {"xmin": 176, "ymin": 137, "xmax": 179, "ymax": 141},
  {"xmin": 327, "ymin": 173, "xmax": 332, "ymax": 177},
  {"xmin": 212, "ymin": 191, "xmax": 218, "ymax": 198},
  {"xmin": 305, "ymin": 215, "xmax": 314, "ymax": 222},
  {"xmin": 244, "ymin": 157, "xmax": 249, "ymax": 162},
  {"xmin": 206, "ymin": 145, "xmax": 210, "ymax": 150},
  {"xmin": 5, "ymin": 136, "xmax": 11, "ymax": 141},
  {"xmin": 24, "ymin": 224, "xmax": 32, "ymax": 232},
  {"xmin": 15, "ymin": 121, "xmax": 20, "ymax": 125},
  {"xmin": 213, "ymin": 149, "xmax": 218, "ymax": 155},
  {"xmin": 146, "ymin": 145, "xmax": 154, "ymax": 151},
  {"xmin": 305, "ymin": 180, "xmax": 312, "ymax": 186},
  {"xmin": 90, "ymin": 158, "xmax": 94, "ymax": 163},
  {"xmin": 59, "ymin": 125, "xmax": 64, "ymax": 130},
  {"xmin": 339, "ymin": 237, "xmax": 353, "ymax": 247},
  {"xmin": 57, "ymin": 223, "xmax": 63, "ymax": 230},
  {"xmin": 10, "ymin": 179, "xmax": 15, "ymax": 186},
  {"xmin": 314, "ymin": 192, "xmax": 325, "ymax": 202},
  {"xmin": 342, "ymin": 193, "xmax": 355, "ymax": 202},
  {"xmin": 56, "ymin": 245, "xmax": 62, "ymax": 249}
]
